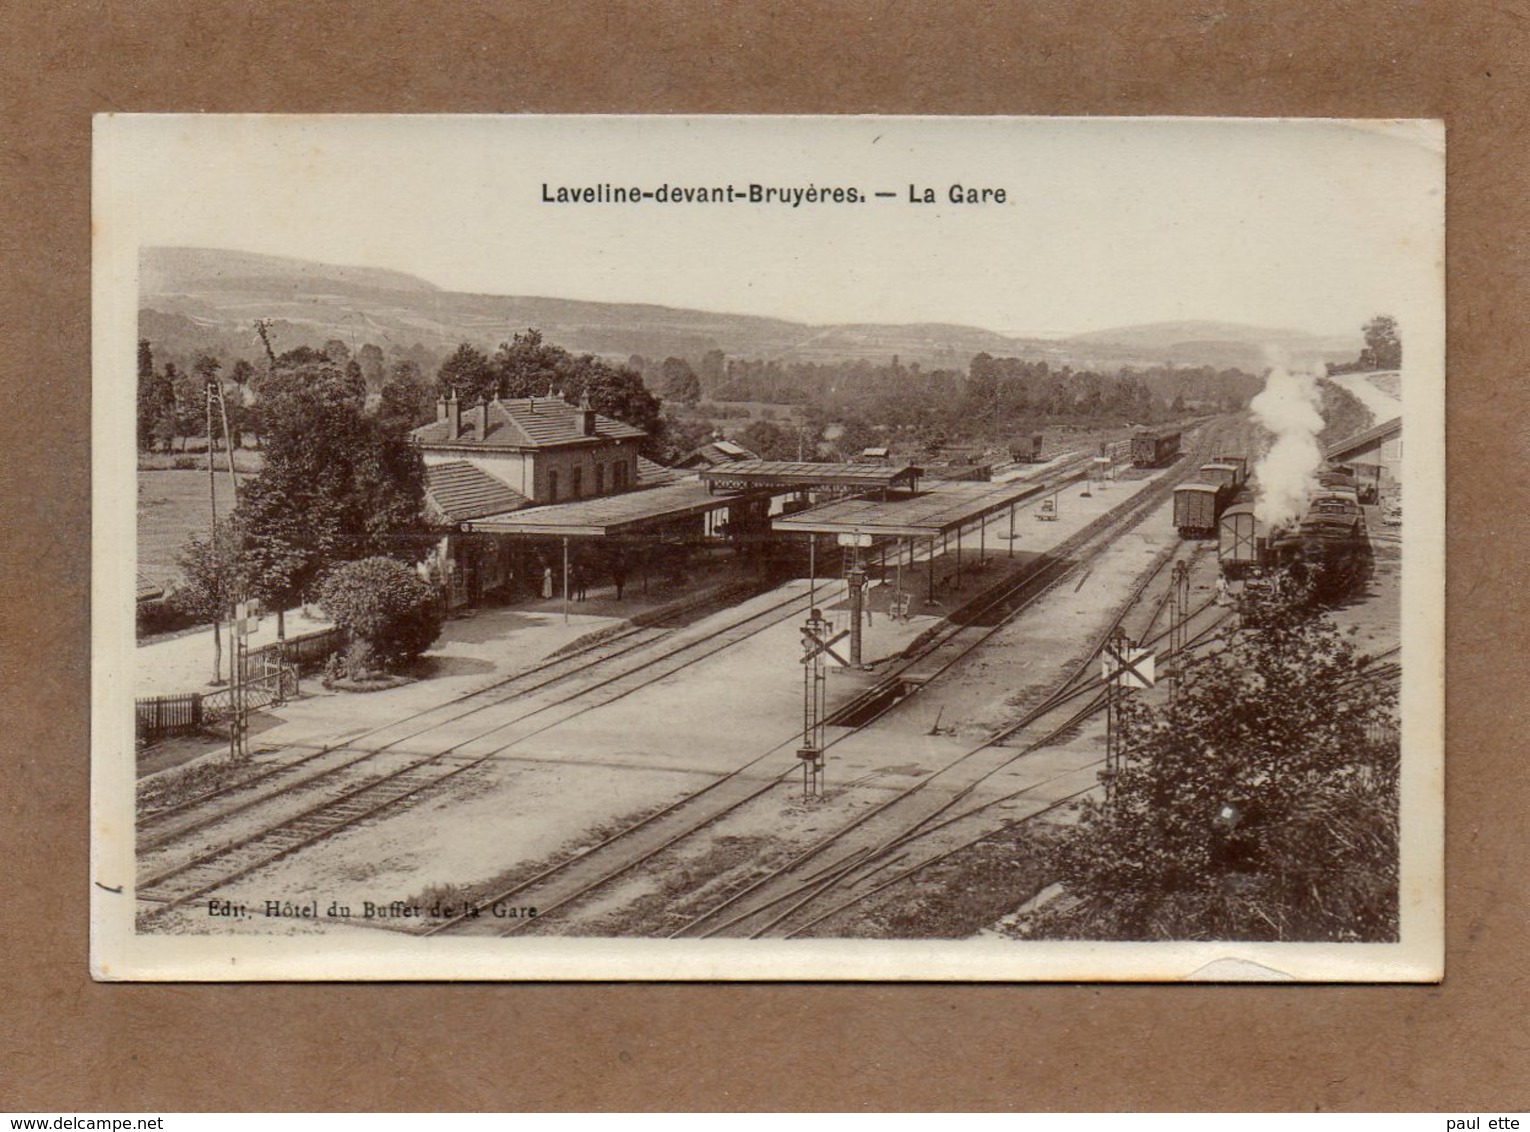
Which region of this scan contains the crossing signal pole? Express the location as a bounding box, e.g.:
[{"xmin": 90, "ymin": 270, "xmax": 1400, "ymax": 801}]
[{"xmin": 797, "ymin": 607, "xmax": 848, "ymax": 800}]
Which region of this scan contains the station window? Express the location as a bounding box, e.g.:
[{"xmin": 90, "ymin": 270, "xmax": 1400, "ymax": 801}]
[
  {"xmin": 595, "ymin": 463, "xmax": 605, "ymax": 495},
  {"xmin": 573, "ymin": 466, "xmax": 583, "ymax": 499},
  {"xmin": 547, "ymin": 470, "xmax": 558, "ymax": 503}
]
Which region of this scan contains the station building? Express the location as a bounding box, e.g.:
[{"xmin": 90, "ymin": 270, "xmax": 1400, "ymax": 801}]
[
  {"xmin": 1325, "ymin": 417, "xmax": 1402, "ymax": 498},
  {"xmin": 413, "ymin": 391, "xmax": 649, "ymax": 607}
]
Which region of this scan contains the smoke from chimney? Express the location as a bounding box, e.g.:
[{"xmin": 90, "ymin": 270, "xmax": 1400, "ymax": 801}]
[{"xmin": 1249, "ymin": 358, "xmax": 1325, "ymax": 529}]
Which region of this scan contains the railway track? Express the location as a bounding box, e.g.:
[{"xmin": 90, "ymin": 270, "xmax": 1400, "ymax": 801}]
[
  {"xmin": 426, "ymin": 424, "xmax": 1240, "ymax": 939},
  {"xmin": 137, "ymin": 577, "xmax": 785, "ymax": 840},
  {"xmin": 668, "ymin": 560, "xmax": 1235, "ymax": 940},
  {"xmin": 135, "ymin": 581, "xmax": 832, "ymax": 919},
  {"xmin": 653, "ymin": 423, "xmax": 1248, "ymax": 939},
  {"xmin": 139, "ymin": 423, "xmax": 1238, "ymax": 930},
  {"xmin": 138, "ymin": 452, "xmax": 1108, "ymax": 848}
]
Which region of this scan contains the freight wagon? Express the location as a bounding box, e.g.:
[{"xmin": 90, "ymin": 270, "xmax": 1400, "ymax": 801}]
[
  {"xmin": 1174, "ymin": 482, "xmax": 1232, "ymax": 538},
  {"xmin": 1213, "ymin": 455, "xmax": 1249, "ymax": 486},
  {"xmin": 1008, "ymin": 434, "xmax": 1045, "ymax": 463},
  {"xmin": 1198, "ymin": 462, "xmax": 1242, "ymax": 491},
  {"xmin": 1130, "ymin": 429, "xmax": 1182, "ymax": 468},
  {"xmin": 1218, "ymin": 502, "xmax": 1284, "ymax": 576}
]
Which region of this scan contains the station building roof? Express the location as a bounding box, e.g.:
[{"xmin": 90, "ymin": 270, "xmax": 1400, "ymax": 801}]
[
  {"xmin": 772, "ymin": 476, "xmax": 1060, "ymax": 539},
  {"xmin": 412, "ymin": 395, "xmax": 646, "ymax": 451},
  {"xmin": 1326, "ymin": 417, "xmax": 1401, "ymax": 461},
  {"xmin": 469, "ymin": 479, "xmax": 775, "ymax": 538},
  {"xmin": 425, "ymin": 461, "xmax": 531, "ymax": 524},
  {"xmin": 699, "ymin": 460, "xmax": 920, "ymax": 493}
]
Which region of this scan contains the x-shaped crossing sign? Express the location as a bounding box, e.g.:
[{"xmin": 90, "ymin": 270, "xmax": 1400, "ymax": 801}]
[
  {"xmin": 802, "ymin": 623, "xmax": 850, "ymax": 668},
  {"xmin": 1102, "ymin": 641, "xmax": 1155, "ymax": 688}
]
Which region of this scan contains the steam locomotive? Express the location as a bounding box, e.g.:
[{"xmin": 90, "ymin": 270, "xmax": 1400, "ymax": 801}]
[{"xmin": 1217, "ymin": 467, "xmax": 1372, "ymax": 598}]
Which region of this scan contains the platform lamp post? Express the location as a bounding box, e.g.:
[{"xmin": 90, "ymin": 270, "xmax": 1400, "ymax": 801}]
[
  {"xmin": 843, "ymin": 528, "xmax": 869, "ymax": 669},
  {"xmin": 562, "ymin": 536, "xmax": 570, "ymax": 624}
]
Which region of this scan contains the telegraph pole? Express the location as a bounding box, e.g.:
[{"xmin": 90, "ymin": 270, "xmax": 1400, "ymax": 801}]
[
  {"xmin": 206, "ymin": 385, "xmax": 225, "ymax": 686},
  {"xmin": 1169, "ymin": 560, "xmax": 1191, "ymax": 704}
]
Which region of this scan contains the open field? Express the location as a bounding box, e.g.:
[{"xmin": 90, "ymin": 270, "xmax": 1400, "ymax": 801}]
[{"xmin": 138, "ymin": 468, "xmax": 250, "ymax": 590}]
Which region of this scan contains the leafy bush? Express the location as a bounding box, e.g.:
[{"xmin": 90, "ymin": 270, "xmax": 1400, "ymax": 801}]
[
  {"xmin": 316, "ymin": 557, "xmax": 444, "ymax": 675},
  {"xmin": 1020, "ymin": 587, "xmax": 1399, "ymax": 943},
  {"xmin": 136, "ymin": 596, "xmax": 195, "ymax": 639}
]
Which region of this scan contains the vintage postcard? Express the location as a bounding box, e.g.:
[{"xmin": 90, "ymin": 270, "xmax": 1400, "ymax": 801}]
[{"xmin": 93, "ymin": 115, "xmax": 1443, "ymax": 981}]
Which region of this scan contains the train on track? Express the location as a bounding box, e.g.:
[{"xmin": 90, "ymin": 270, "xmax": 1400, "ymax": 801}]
[
  {"xmin": 1216, "ymin": 467, "xmax": 1373, "ymax": 600},
  {"xmin": 1130, "ymin": 428, "xmax": 1182, "ymax": 468},
  {"xmin": 1171, "ymin": 454, "xmax": 1250, "ymax": 538}
]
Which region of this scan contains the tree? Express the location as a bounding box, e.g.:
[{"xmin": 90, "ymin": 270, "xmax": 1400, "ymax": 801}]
[
  {"xmin": 172, "ymin": 518, "xmax": 250, "ymax": 684},
  {"xmin": 322, "ymin": 338, "xmax": 352, "ymax": 368},
  {"xmin": 136, "ymin": 338, "xmax": 172, "ymax": 451},
  {"xmin": 1020, "ymin": 587, "xmax": 1400, "ymax": 943},
  {"xmin": 736, "ymin": 419, "xmax": 799, "ymax": 461},
  {"xmin": 697, "ymin": 349, "xmax": 727, "ymax": 397},
  {"xmin": 377, "ymin": 360, "xmax": 435, "ymax": 430},
  {"xmin": 317, "ymin": 556, "xmax": 444, "ymax": 675},
  {"xmin": 660, "ymin": 356, "xmax": 701, "ymax": 405},
  {"xmin": 436, "ymin": 342, "xmax": 497, "ymax": 404},
  {"xmin": 166, "ymin": 362, "xmax": 206, "ymax": 452},
  {"xmin": 227, "ymin": 358, "xmax": 257, "ymax": 448},
  {"xmin": 1362, "ymin": 315, "xmax": 1402, "ymax": 371},
  {"xmin": 192, "ymin": 352, "xmax": 223, "ymax": 449},
  {"xmin": 356, "ymin": 343, "xmax": 387, "ymax": 395},
  {"xmin": 235, "ymin": 375, "xmax": 436, "ymax": 632},
  {"xmin": 493, "ymin": 328, "xmax": 572, "ymax": 398},
  {"xmin": 566, "ymin": 356, "xmax": 665, "ymax": 455}
]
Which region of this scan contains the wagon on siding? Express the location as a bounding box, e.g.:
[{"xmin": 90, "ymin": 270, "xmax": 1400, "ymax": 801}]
[
  {"xmin": 1174, "ymin": 482, "xmax": 1226, "ymax": 538},
  {"xmin": 1198, "ymin": 462, "xmax": 1242, "ymax": 491},
  {"xmin": 1008, "ymin": 433, "xmax": 1045, "ymax": 463},
  {"xmin": 1130, "ymin": 429, "xmax": 1182, "ymax": 468},
  {"xmin": 1213, "ymin": 454, "xmax": 1249, "ymax": 486},
  {"xmin": 1219, "ymin": 502, "xmax": 1276, "ymax": 576}
]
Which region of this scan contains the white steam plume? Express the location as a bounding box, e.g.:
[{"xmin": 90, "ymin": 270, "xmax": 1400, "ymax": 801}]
[{"xmin": 1249, "ymin": 360, "xmax": 1325, "ymax": 528}]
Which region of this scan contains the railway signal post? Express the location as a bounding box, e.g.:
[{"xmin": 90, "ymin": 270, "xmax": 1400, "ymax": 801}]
[
  {"xmin": 1101, "ymin": 629, "xmax": 1155, "ymax": 807},
  {"xmin": 797, "ymin": 608, "xmax": 846, "ymax": 800}
]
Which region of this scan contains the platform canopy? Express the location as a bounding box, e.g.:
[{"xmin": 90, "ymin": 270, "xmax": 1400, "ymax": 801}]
[
  {"xmin": 772, "ymin": 477, "xmax": 1062, "ymax": 539},
  {"xmin": 699, "ymin": 459, "xmax": 920, "ymax": 494},
  {"xmin": 1326, "ymin": 417, "xmax": 1401, "ymax": 462},
  {"xmin": 467, "ymin": 479, "xmax": 776, "ymax": 538}
]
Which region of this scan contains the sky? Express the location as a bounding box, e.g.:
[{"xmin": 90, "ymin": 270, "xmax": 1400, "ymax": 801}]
[{"xmin": 96, "ymin": 115, "xmax": 1443, "ymax": 340}]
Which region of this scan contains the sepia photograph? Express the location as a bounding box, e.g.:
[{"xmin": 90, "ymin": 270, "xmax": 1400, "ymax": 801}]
[{"xmin": 92, "ymin": 115, "xmax": 1444, "ymax": 980}]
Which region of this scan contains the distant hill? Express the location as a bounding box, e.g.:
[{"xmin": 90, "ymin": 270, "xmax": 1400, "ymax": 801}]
[
  {"xmin": 143, "ymin": 246, "xmax": 443, "ymax": 297},
  {"xmin": 138, "ymin": 246, "xmax": 1358, "ymax": 374},
  {"xmin": 1059, "ymin": 320, "xmax": 1359, "ymax": 372}
]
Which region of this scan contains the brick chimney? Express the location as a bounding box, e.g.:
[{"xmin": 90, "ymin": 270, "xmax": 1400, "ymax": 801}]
[
  {"xmin": 578, "ymin": 389, "xmax": 597, "ymax": 436},
  {"xmin": 479, "ymin": 399, "xmax": 491, "ymax": 440},
  {"xmin": 436, "ymin": 394, "xmax": 449, "ymax": 423},
  {"xmin": 446, "ymin": 390, "xmax": 461, "ymax": 441}
]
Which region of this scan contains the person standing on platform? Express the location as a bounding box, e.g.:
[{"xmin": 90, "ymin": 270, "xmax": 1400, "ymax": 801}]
[
  {"xmin": 542, "ymin": 563, "xmax": 554, "ymax": 600},
  {"xmin": 573, "ymin": 563, "xmax": 588, "ymax": 601},
  {"xmin": 611, "ymin": 561, "xmax": 627, "ymax": 601}
]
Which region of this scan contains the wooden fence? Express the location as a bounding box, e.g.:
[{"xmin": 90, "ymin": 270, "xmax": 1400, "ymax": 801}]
[
  {"xmin": 249, "ymin": 626, "xmax": 347, "ymax": 674},
  {"xmin": 136, "ymin": 693, "xmax": 204, "ymax": 743},
  {"xmin": 136, "ymin": 642, "xmax": 319, "ymax": 747}
]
